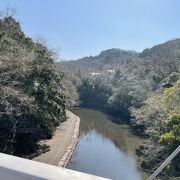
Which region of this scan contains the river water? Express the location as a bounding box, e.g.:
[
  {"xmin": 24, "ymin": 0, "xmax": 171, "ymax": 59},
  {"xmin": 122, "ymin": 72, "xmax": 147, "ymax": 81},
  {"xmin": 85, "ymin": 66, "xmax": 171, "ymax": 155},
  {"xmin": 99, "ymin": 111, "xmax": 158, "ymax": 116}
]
[{"xmin": 68, "ymin": 108, "xmax": 146, "ymax": 180}]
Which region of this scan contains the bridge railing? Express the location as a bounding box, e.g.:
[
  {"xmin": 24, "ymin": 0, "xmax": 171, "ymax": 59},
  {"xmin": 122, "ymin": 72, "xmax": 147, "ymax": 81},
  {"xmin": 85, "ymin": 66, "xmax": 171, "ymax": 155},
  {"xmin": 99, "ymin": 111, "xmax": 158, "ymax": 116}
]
[
  {"xmin": 0, "ymin": 153, "xmax": 109, "ymax": 180},
  {"xmin": 148, "ymin": 145, "xmax": 180, "ymax": 180}
]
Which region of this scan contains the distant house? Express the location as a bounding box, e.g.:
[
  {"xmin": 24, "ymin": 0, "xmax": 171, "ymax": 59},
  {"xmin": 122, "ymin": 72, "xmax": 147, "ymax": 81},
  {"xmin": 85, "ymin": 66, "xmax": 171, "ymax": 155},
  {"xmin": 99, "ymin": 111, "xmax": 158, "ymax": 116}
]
[
  {"xmin": 107, "ymin": 69, "xmax": 115, "ymax": 73},
  {"xmin": 91, "ymin": 72, "xmax": 101, "ymax": 76}
]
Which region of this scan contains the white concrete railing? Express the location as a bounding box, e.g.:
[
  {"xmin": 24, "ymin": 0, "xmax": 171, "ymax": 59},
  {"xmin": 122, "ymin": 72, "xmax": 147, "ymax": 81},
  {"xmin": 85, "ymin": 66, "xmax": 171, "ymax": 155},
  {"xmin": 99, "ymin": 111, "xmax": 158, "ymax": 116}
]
[{"xmin": 0, "ymin": 153, "xmax": 110, "ymax": 180}]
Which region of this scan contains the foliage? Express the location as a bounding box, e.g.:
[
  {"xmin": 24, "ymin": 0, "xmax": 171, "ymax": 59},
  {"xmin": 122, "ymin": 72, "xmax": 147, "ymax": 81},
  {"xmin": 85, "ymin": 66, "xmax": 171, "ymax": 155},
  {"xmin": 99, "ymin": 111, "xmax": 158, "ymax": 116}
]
[
  {"xmin": 133, "ymin": 81, "xmax": 180, "ymax": 178},
  {"xmin": 79, "ymin": 74, "xmax": 112, "ymax": 109},
  {"xmin": 0, "ymin": 16, "xmax": 76, "ymax": 155}
]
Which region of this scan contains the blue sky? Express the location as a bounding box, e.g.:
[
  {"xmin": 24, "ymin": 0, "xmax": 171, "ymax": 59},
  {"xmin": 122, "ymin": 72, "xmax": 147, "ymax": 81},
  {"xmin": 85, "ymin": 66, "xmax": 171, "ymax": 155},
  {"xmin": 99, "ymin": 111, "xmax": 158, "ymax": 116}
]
[{"xmin": 0, "ymin": 0, "xmax": 180, "ymax": 60}]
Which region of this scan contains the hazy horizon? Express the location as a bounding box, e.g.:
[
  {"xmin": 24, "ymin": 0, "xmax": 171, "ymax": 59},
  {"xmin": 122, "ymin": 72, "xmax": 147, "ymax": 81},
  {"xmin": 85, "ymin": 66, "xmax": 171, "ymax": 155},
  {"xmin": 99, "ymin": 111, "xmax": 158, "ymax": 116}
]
[
  {"xmin": 1, "ymin": 0, "xmax": 180, "ymax": 60},
  {"xmin": 60, "ymin": 38, "xmax": 180, "ymax": 61}
]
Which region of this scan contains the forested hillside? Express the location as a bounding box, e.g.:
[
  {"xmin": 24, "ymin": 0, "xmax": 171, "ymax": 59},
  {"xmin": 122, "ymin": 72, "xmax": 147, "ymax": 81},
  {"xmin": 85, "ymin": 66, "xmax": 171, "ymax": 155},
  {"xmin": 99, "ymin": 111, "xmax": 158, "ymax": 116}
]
[
  {"xmin": 0, "ymin": 15, "xmax": 76, "ymax": 156},
  {"xmin": 60, "ymin": 39, "xmax": 180, "ymax": 179},
  {"xmin": 60, "ymin": 48, "xmax": 137, "ymax": 72}
]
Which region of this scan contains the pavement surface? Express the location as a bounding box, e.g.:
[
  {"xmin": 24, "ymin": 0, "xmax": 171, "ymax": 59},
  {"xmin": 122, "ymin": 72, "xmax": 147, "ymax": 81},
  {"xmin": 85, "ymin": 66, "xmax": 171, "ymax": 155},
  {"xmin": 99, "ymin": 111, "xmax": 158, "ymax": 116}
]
[{"xmin": 33, "ymin": 111, "xmax": 78, "ymax": 166}]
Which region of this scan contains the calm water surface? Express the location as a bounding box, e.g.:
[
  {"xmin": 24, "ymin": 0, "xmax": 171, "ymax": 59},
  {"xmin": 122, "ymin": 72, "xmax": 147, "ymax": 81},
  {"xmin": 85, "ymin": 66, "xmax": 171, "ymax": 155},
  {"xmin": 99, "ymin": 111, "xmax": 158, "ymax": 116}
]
[{"xmin": 68, "ymin": 108, "xmax": 146, "ymax": 180}]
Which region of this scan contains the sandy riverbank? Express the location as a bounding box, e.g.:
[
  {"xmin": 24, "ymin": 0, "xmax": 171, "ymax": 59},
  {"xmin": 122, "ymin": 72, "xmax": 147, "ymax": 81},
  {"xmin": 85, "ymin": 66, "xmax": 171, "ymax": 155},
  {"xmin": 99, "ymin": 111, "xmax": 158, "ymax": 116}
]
[{"xmin": 32, "ymin": 111, "xmax": 80, "ymax": 167}]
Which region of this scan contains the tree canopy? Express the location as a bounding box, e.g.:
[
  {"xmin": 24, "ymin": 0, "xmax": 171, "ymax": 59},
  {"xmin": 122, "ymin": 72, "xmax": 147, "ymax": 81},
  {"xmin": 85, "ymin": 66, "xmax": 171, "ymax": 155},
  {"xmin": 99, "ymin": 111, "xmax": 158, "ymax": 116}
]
[{"xmin": 0, "ymin": 16, "xmax": 76, "ymax": 155}]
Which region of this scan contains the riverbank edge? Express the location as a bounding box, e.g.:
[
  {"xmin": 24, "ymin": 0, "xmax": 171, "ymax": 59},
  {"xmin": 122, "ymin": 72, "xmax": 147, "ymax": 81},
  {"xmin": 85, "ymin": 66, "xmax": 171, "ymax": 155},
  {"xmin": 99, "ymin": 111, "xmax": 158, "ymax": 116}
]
[
  {"xmin": 58, "ymin": 110, "xmax": 80, "ymax": 167},
  {"xmin": 32, "ymin": 110, "xmax": 80, "ymax": 167}
]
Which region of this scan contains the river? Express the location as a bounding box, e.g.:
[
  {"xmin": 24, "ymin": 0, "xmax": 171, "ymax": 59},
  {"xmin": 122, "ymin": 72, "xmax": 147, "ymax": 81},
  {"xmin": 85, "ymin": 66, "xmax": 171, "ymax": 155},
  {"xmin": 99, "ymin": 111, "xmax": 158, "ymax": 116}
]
[{"xmin": 68, "ymin": 108, "xmax": 147, "ymax": 180}]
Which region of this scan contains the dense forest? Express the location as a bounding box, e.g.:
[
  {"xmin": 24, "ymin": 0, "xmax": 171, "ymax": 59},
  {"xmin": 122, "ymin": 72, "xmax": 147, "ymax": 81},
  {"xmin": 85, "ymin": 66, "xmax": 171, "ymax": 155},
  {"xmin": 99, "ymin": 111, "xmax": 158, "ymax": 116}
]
[
  {"xmin": 0, "ymin": 15, "xmax": 77, "ymax": 156},
  {"xmin": 60, "ymin": 40, "xmax": 180, "ymax": 179}
]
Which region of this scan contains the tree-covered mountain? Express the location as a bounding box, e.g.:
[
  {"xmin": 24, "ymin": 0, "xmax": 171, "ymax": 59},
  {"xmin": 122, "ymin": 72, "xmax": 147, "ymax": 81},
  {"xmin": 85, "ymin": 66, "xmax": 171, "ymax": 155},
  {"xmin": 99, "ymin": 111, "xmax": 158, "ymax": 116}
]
[
  {"xmin": 59, "ymin": 39, "xmax": 180, "ymax": 74},
  {"xmin": 59, "ymin": 48, "xmax": 137, "ymax": 72}
]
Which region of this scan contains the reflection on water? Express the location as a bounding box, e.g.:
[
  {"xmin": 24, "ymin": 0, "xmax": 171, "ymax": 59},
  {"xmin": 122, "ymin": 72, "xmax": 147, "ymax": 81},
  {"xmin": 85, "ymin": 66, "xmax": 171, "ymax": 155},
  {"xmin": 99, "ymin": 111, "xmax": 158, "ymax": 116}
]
[{"xmin": 68, "ymin": 108, "xmax": 145, "ymax": 180}]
